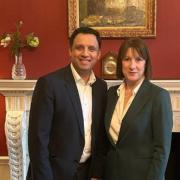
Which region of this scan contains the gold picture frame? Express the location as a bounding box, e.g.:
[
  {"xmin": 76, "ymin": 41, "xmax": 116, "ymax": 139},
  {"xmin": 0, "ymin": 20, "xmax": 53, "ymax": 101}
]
[{"xmin": 68, "ymin": 0, "xmax": 156, "ymax": 38}]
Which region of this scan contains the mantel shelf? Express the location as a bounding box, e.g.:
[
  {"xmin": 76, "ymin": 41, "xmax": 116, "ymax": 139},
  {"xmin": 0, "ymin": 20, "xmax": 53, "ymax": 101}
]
[
  {"xmin": 106, "ymin": 80, "xmax": 180, "ymax": 91},
  {"xmin": 0, "ymin": 80, "xmax": 37, "ymax": 96},
  {"xmin": 0, "ymin": 79, "xmax": 36, "ymax": 91},
  {"xmin": 0, "ymin": 79, "xmax": 180, "ymax": 91}
]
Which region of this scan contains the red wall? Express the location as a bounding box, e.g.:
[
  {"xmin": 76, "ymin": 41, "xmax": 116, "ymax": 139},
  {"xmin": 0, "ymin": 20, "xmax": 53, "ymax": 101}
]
[{"xmin": 0, "ymin": 0, "xmax": 180, "ymax": 155}]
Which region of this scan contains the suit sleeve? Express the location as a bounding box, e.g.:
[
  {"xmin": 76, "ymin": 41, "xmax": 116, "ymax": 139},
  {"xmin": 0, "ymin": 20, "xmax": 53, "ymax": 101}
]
[
  {"xmin": 147, "ymin": 89, "xmax": 173, "ymax": 180},
  {"xmin": 90, "ymin": 81, "xmax": 108, "ymax": 178},
  {"xmin": 28, "ymin": 77, "xmax": 54, "ymax": 180}
]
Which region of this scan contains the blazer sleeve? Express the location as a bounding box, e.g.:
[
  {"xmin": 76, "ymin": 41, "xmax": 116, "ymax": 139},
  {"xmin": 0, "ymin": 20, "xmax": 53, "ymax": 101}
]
[
  {"xmin": 147, "ymin": 89, "xmax": 173, "ymax": 180},
  {"xmin": 28, "ymin": 77, "xmax": 54, "ymax": 180}
]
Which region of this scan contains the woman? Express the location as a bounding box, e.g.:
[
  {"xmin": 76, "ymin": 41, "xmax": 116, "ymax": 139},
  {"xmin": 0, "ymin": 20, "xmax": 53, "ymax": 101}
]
[{"xmin": 104, "ymin": 38, "xmax": 173, "ymax": 180}]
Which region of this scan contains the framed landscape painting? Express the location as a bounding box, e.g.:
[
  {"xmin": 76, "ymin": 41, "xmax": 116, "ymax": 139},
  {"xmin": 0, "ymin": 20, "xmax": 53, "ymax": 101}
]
[{"xmin": 68, "ymin": 0, "xmax": 156, "ymax": 38}]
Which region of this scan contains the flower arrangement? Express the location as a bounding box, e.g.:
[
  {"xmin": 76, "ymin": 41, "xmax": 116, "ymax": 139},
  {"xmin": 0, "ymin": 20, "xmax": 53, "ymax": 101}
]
[{"xmin": 0, "ymin": 21, "xmax": 39, "ymax": 57}]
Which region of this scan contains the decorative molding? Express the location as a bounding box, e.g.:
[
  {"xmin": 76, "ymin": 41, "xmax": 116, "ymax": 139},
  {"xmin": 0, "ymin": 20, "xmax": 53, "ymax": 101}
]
[
  {"xmin": 0, "ymin": 80, "xmax": 36, "ymax": 96},
  {"xmin": 0, "ymin": 80, "xmax": 36, "ymax": 180}
]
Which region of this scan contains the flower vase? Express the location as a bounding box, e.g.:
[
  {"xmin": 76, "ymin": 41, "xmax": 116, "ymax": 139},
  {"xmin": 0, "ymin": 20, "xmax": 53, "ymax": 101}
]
[{"xmin": 12, "ymin": 53, "xmax": 26, "ymax": 80}]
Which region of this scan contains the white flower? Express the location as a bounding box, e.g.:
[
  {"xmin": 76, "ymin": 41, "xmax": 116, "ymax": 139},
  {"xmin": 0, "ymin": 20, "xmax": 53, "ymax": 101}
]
[
  {"xmin": 1, "ymin": 39, "xmax": 8, "ymax": 47},
  {"xmin": 5, "ymin": 35, "xmax": 11, "ymax": 42},
  {"xmin": 0, "ymin": 35, "xmax": 11, "ymax": 47}
]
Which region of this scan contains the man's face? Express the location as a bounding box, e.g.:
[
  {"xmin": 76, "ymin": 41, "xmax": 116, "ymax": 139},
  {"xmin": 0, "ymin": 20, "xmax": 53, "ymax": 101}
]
[{"xmin": 69, "ymin": 33, "xmax": 101, "ymax": 77}]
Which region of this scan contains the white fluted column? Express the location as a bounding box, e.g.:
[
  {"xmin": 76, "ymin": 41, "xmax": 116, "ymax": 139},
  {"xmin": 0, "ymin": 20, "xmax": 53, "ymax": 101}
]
[{"xmin": 0, "ymin": 80, "xmax": 36, "ymax": 180}]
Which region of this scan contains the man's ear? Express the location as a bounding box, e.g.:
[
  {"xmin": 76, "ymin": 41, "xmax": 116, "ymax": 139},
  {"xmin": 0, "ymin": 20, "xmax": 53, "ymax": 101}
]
[{"xmin": 69, "ymin": 48, "xmax": 72, "ymax": 57}]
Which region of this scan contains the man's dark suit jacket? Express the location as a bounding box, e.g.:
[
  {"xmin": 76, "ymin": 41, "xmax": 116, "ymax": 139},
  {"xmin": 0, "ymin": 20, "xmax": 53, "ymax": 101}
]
[
  {"xmin": 104, "ymin": 79, "xmax": 173, "ymax": 180},
  {"xmin": 27, "ymin": 65, "xmax": 107, "ymax": 180}
]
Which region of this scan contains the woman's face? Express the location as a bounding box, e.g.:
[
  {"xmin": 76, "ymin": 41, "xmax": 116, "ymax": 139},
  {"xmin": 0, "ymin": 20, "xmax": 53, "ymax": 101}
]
[{"xmin": 122, "ymin": 48, "xmax": 146, "ymax": 86}]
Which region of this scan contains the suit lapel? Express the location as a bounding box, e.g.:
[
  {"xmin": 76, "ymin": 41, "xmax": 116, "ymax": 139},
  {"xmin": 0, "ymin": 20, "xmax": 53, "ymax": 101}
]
[
  {"xmin": 91, "ymin": 82, "xmax": 98, "ymax": 130},
  {"xmin": 117, "ymin": 80, "xmax": 152, "ymax": 144},
  {"xmin": 91, "ymin": 82, "xmax": 99, "ymax": 145},
  {"xmin": 64, "ymin": 66, "xmax": 84, "ymax": 137},
  {"xmin": 105, "ymin": 86, "xmax": 119, "ymax": 146}
]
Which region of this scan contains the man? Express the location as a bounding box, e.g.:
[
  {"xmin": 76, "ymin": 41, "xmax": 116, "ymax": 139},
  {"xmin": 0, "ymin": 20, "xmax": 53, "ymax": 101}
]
[{"xmin": 27, "ymin": 27, "xmax": 107, "ymax": 180}]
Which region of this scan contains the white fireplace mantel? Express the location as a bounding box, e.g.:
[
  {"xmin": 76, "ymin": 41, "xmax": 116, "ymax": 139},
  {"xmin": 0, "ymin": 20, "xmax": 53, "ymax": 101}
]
[
  {"xmin": 0, "ymin": 80, "xmax": 36, "ymax": 96},
  {"xmin": 0, "ymin": 79, "xmax": 180, "ymax": 180},
  {"xmin": 0, "ymin": 80, "xmax": 36, "ymax": 180}
]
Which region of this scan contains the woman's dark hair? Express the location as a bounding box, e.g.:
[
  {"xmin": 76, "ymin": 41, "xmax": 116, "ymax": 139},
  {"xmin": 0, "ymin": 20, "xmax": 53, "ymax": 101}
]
[
  {"xmin": 69, "ymin": 27, "xmax": 101, "ymax": 48},
  {"xmin": 116, "ymin": 37, "xmax": 152, "ymax": 80}
]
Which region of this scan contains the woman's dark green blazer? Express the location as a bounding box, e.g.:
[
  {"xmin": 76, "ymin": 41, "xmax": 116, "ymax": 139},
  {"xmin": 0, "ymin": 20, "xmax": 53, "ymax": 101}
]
[{"xmin": 104, "ymin": 79, "xmax": 173, "ymax": 180}]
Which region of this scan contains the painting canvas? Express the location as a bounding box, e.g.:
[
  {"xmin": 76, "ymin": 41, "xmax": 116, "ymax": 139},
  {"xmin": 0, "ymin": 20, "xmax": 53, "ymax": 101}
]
[{"xmin": 68, "ymin": 0, "xmax": 156, "ymax": 38}]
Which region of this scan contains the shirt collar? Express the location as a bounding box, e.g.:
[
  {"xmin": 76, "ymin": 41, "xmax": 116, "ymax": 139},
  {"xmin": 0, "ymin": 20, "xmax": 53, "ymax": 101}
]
[
  {"xmin": 70, "ymin": 63, "xmax": 96, "ymax": 85},
  {"xmin": 117, "ymin": 78, "xmax": 144, "ymax": 96}
]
